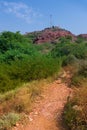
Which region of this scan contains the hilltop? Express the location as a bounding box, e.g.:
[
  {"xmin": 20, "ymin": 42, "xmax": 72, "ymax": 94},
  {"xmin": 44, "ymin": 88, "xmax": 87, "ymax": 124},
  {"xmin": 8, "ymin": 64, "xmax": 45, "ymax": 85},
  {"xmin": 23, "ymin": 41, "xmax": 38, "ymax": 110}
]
[{"xmin": 25, "ymin": 26, "xmax": 77, "ymax": 44}]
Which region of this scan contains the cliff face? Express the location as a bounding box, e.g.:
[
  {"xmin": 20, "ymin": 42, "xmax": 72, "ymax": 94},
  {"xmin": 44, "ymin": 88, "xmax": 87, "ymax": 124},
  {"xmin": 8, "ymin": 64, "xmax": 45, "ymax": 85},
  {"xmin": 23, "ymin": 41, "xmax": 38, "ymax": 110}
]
[{"xmin": 26, "ymin": 27, "xmax": 76, "ymax": 44}]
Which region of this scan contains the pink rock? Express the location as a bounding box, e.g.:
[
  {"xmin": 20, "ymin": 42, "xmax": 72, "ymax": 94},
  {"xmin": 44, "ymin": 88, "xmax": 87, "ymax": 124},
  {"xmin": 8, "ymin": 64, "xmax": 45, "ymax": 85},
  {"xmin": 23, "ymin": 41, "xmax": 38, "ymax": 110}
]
[{"xmin": 25, "ymin": 26, "xmax": 76, "ymax": 44}]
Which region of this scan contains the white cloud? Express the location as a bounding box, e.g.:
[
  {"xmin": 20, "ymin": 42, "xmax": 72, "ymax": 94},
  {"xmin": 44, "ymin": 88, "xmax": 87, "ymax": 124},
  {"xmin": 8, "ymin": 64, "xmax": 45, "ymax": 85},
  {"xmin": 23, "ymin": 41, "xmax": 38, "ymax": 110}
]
[{"xmin": 0, "ymin": 1, "xmax": 42, "ymax": 23}]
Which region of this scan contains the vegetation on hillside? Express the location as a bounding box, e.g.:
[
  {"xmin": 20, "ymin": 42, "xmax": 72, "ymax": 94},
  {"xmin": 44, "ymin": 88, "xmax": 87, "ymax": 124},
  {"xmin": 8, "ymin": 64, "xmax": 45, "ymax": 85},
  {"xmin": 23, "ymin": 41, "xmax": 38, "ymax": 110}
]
[
  {"xmin": 0, "ymin": 30, "xmax": 87, "ymax": 129},
  {"xmin": 0, "ymin": 31, "xmax": 61, "ymax": 93},
  {"xmin": 0, "ymin": 31, "xmax": 62, "ymax": 129},
  {"xmin": 50, "ymin": 37, "xmax": 87, "ymax": 130}
]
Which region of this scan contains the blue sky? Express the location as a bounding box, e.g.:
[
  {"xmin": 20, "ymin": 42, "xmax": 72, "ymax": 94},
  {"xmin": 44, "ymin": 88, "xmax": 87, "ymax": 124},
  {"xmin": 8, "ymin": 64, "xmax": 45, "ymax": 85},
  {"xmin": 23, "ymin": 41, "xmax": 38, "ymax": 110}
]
[{"xmin": 0, "ymin": 0, "xmax": 87, "ymax": 34}]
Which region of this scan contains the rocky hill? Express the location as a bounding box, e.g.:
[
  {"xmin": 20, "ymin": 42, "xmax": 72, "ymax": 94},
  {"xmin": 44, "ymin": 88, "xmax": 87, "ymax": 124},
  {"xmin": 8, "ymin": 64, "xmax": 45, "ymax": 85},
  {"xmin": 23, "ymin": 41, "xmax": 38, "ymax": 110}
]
[
  {"xmin": 78, "ymin": 34, "xmax": 87, "ymax": 39},
  {"xmin": 25, "ymin": 26, "xmax": 77, "ymax": 44}
]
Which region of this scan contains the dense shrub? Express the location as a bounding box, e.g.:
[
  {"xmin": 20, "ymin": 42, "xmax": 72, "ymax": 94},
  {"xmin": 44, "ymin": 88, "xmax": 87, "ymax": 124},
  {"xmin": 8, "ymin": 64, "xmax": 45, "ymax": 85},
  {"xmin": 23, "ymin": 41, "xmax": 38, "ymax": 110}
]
[
  {"xmin": 0, "ymin": 42, "xmax": 39, "ymax": 63},
  {"xmin": 0, "ymin": 31, "xmax": 61, "ymax": 93},
  {"xmin": 78, "ymin": 61, "xmax": 87, "ymax": 77},
  {"xmin": 0, "ymin": 55, "xmax": 61, "ymax": 93},
  {"xmin": 70, "ymin": 60, "xmax": 87, "ymax": 86},
  {"xmin": 62, "ymin": 55, "xmax": 78, "ymax": 66},
  {"xmin": 76, "ymin": 35, "xmax": 86, "ymax": 44},
  {"xmin": 0, "ymin": 31, "xmax": 29, "ymax": 52},
  {"xmin": 35, "ymin": 43, "xmax": 55, "ymax": 53},
  {"xmin": 51, "ymin": 42, "xmax": 87, "ymax": 60}
]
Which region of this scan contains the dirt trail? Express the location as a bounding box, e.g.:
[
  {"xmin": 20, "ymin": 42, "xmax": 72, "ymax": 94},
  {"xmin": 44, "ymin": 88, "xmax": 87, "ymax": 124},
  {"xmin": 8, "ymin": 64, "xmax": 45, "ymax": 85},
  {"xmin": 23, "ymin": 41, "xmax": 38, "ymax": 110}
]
[{"xmin": 13, "ymin": 71, "xmax": 72, "ymax": 130}]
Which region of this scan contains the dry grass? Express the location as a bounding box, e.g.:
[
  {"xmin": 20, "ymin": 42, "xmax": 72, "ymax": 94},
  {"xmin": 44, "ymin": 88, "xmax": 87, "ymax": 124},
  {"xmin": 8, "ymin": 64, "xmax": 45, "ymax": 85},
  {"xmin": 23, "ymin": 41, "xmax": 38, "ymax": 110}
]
[
  {"xmin": 0, "ymin": 73, "xmax": 59, "ymax": 129},
  {"xmin": 63, "ymin": 81, "xmax": 87, "ymax": 130},
  {"xmin": 0, "ymin": 78, "xmax": 51, "ymax": 116},
  {"xmin": 0, "ymin": 112, "xmax": 20, "ymax": 130},
  {"xmin": 74, "ymin": 85, "xmax": 87, "ymax": 123}
]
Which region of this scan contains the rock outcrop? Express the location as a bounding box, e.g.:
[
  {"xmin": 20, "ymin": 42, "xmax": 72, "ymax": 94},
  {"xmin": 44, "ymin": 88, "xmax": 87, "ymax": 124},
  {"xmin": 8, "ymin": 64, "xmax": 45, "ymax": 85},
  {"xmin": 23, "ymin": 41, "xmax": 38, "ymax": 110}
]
[
  {"xmin": 78, "ymin": 34, "xmax": 87, "ymax": 39},
  {"xmin": 26, "ymin": 26, "xmax": 76, "ymax": 44}
]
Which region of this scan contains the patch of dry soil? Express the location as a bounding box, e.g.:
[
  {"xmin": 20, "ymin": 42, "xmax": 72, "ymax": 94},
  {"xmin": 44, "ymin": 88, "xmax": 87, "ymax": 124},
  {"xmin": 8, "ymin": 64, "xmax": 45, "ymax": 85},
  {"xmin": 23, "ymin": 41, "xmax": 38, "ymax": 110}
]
[{"xmin": 13, "ymin": 72, "xmax": 72, "ymax": 130}]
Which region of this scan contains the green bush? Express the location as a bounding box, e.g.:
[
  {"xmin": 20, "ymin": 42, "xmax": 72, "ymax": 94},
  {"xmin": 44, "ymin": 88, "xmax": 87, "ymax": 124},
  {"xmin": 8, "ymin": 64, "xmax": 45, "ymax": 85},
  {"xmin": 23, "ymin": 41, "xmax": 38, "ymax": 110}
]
[
  {"xmin": 70, "ymin": 61, "xmax": 87, "ymax": 87},
  {"xmin": 35, "ymin": 43, "xmax": 55, "ymax": 53},
  {"xmin": 51, "ymin": 42, "xmax": 87, "ymax": 60},
  {"xmin": 0, "ymin": 112, "xmax": 20, "ymax": 130},
  {"xmin": 78, "ymin": 61, "xmax": 87, "ymax": 77},
  {"xmin": 8, "ymin": 56, "xmax": 60, "ymax": 80},
  {"xmin": 0, "ymin": 31, "xmax": 61, "ymax": 93},
  {"xmin": 0, "ymin": 55, "xmax": 61, "ymax": 93},
  {"xmin": 63, "ymin": 55, "xmax": 78, "ymax": 66},
  {"xmin": 0, "ymin": 31, "xmax": 29, "ymax": 52}
]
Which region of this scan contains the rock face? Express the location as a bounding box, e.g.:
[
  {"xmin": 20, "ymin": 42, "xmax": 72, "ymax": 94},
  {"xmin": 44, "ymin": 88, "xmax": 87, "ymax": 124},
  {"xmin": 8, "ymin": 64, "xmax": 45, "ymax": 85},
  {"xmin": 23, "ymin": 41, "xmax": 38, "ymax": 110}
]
[
  {"xmin": 26, "ymin": 26, "xmax": 76, "ymax": 44},
  {"xmin": 78, "ymin": 34, "xmax": 87, "ymax": 39}
]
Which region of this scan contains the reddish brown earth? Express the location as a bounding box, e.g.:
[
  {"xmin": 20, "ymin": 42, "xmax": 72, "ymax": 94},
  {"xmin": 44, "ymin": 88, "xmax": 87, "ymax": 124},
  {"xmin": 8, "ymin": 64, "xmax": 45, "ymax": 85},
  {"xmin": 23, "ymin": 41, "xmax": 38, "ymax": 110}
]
[
  {"xmin": 26, "ymin": 27, "xmax": 76, "ymax": 44},
  {"xmin": 13, "ymin": 71, "xmax": 72, "ymax": 130},
  {"xmin": 78, "ymin": 34, "xmax": 87, "ymax": 39}
]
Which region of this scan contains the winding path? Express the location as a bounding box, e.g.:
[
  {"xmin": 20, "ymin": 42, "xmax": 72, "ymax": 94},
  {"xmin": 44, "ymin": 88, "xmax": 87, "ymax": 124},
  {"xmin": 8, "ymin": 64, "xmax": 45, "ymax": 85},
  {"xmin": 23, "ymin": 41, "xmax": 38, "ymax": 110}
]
[{"xmin": 13, "ymin": 71, "xmax": 72, "ymax": 130}]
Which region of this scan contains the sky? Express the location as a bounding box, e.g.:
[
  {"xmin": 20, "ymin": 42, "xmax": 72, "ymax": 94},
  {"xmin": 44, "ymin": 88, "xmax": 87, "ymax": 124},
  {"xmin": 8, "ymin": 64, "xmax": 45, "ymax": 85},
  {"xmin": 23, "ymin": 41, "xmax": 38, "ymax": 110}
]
[{"xmin": 0, "ymin": 0, "xmax": 87, "ymax": 34}]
